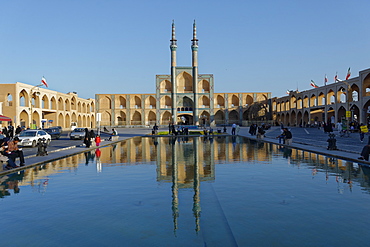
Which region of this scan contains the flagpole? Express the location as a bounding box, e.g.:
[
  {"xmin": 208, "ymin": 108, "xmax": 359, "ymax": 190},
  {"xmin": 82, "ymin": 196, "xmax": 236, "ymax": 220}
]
[{"xmin": 30, "ymin": 83, "xmax": 45, "ymax": 129}]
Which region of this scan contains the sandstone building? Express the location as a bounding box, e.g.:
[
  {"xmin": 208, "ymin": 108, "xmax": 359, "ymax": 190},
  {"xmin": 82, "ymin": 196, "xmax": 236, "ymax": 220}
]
[
  {"xmin": 95, "ymin": 21, "xmax": 270, "ymax": 127},
  {"xmin": 0, "ymin": 82, "xmax": 95, "ymax": 129}
]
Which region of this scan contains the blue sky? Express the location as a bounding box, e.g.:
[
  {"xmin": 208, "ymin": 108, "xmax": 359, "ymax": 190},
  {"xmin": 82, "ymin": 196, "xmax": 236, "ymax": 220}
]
[{"xmin": 1, "ymin": 0, "xmax": 370, "ymax": 99}]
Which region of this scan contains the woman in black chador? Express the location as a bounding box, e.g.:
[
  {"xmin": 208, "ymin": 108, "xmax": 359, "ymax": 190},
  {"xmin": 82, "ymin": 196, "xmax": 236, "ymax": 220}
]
[{"xmin": 84, "ymin": 128, "xmax": 91, "ymax": 148}]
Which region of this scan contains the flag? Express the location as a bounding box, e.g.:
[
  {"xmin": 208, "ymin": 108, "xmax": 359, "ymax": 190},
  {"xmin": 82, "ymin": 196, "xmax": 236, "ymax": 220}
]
[
  {"xmin": 324, "ymin": 74, "xmax": 328, "ymax": 85},
  {"xmin": 286, "ymin": 90, "xmax": 290, "ymax": 95},
  {"xmin": 41, "ymin": 76, "xmax": 48, "ymax": 87},
  {"xmin": 345, "ymin": 67, "xmax": 351, "ymax": 80},
  {"xmin": 334, "ymin": 72, "xmax": 338, "ymax": 82},
  {"xmin": 310, "ymin": 80, "xmax": 318, "ymax": 88}
]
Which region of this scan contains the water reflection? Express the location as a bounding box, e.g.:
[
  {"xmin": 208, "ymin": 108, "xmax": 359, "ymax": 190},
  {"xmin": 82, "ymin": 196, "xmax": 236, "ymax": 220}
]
[{"xmin": 1, "ymin": 136, "xmax": 370, "ymax": 218}]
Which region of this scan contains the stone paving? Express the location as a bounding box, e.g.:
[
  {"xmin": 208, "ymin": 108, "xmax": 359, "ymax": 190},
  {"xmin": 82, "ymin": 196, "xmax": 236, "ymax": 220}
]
[
  {"xmin": 237, "ymin": 126, "xmax": 370, "ymax": 164},
  {"xmin": 1, "ymin": 125, "xmax": 369, "ymax": 176}
]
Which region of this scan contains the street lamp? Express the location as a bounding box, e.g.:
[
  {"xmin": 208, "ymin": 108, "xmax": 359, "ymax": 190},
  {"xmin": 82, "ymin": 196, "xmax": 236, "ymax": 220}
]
[
  {"xmin": 342, "ymin": 81, "xmax": 352, "ymax": 130},
  {"xmin": 30, "ymin": 83, "xmax": 45, "ymax": 129}
]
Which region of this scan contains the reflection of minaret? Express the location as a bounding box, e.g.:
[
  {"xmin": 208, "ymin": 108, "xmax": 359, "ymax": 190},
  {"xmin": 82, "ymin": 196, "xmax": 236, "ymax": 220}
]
[
  {"xmin": 170, "ymin": 20, "xmax": 178, "ymax": 122},
  {"xmin": 192, "ymin": 20, "xmax": 199, "ymax": 125},
  {"xmin": 193, "ymin": 137, "xmax": 201, "ymax": 232},
  {"xmin": 170, "ymin": 138, "xmax": 179, "ymax": 234}
]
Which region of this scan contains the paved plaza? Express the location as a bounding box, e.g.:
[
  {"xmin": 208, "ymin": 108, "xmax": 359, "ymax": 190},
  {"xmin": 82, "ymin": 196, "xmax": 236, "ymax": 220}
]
[{"xmin": 1, "ymin": 126, "xmax": 369, "ymax": 176}]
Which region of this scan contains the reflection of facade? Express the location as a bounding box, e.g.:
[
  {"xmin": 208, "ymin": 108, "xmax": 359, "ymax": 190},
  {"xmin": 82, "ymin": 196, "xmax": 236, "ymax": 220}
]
[
  {"xmin": 2, "ymin": 137, "xmax": 370, "ymax": 209},
  {"xmin": 96, "ymin": 21, "xmax": 270, "ymax": 127},
  {"xmin": 273, "ymin": 69, "xmax": 370, "ymax": 126},
  {"xmin": 0, "ymin": 82, "xmax": 95, "ymax": 129}
]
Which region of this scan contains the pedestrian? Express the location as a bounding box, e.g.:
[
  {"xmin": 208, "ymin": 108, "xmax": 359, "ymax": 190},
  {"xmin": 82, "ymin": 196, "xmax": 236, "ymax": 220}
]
[
  {"xmin": 327, "ymin": 121, "xmax": 333, "ymax": 133},
  {"xmin": 282, "ymin": 128, "xmax": 293, "ymax": 145},
  {"xmin": 359, "ymin": 144, "xmax": 370, "ymax": 161},
  {"xmin": 112, "ymin": 128, "xmax": 118, "ymax": 136},
  {"xmin": 89, "ymin": 130, "xmax": 96, "ymax": 141},
  {"xmin": 231, "ymin": 123, "xmax": 236, "ymax": 135},
  {"xmin": 95, "ymin": 135, "xmax": 101, "ymax": 146},
  {"xmin": 236, "ymin": 125, "xmax": 240, "ymax": 135},
  {"xmin": 359, "ymin": 123, "xmax": 368, "ymax": 142},
  {"xmin": 8, "ymin": 125, "xmax": 14, "ymax": 138},
  {"xmin": 0, "ymin": 145, "xmax": 17, "ymax": 169},
  {"xmin": 84, "ymin": 128, "xmax": 91, "ymax": 148},
  {"xmin": 4, "ymin": 137, "xmax": 25, "ymax": 166},
  {"xmin": 336, "ymin": 121, "xmax": 342, "ymax": 133},
  {"xmin": 15, "ymin": 125, "xmax": 22, "ymax": 135},
  {"xmin": 168, "ymin": 123, "xmax": 172, "ymax": 135},
  {"xmin": 3, "ymin": 126, "xmax": 8, "ymax": 138},
  {"xmin": 276, "ymin": 132, "xmax": 285, "ymax": 144},
  {"xmin": 252, "ymin": 124, "xmax": 257, "ymax": 135},
  {"xmin": 257, "ymin": 126, "xmax": 265, "ymax": 139},
  {"xmin": 249, "ymin": 124, "xmax": 255, "ymax": 135},
  {"xmin": 108, "ymin": 128, "xmax": 118, "ymax": 141},
  {"xmin": 153, "ymin": 123, "xmax": 158, "ymax": 135}
]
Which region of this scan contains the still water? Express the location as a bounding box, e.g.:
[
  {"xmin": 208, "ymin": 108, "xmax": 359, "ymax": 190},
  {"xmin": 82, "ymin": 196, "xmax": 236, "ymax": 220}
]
[{"xmin": 1, "ymin": 136, "xmax": 370, "ymax": 246}]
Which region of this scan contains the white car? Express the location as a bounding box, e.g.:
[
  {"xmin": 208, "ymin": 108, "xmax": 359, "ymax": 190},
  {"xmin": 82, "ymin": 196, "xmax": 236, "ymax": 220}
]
[
  {"xmin": 70, "ymin": 128, "xmax": 86, "ymax": 140},
  {"xmin": 18, "ymin": 130, "xmax": 51, "ymax": 147}
]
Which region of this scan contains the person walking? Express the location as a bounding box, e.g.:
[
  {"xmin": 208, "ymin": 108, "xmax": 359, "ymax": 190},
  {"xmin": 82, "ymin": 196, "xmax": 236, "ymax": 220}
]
[
  {"xmin": 84, "ymin": 128, "xmax": 91, "ymax": 148},
  {"xmin": 359, "ymin": 123, "xmax": 368, "ymax": 142},
  {"xmin": 231, "ymin": 123, "xmax": 236, "ymax": 135}
]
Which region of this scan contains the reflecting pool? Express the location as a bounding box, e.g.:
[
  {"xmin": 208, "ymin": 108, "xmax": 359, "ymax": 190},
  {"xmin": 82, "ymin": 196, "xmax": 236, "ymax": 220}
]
[{"xmin": 2, "ymin": 136, "xmax": 370, "ymax": 246}]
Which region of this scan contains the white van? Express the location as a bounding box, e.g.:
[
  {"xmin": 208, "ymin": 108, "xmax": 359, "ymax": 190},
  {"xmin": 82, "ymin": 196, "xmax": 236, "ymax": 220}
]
[{"xmin": 71, "ymin": 122, "xmax": 78, "ymax": 130}]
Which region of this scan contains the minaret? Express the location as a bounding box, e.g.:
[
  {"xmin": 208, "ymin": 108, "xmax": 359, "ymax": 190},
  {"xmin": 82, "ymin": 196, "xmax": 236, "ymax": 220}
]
[
  {"xmin": 170, "ymin": 20, "xmax": 177, "ymax": 123},
  {"xmin": 192, "ymin": 20, "xmax": 199, "ymax": 125}
]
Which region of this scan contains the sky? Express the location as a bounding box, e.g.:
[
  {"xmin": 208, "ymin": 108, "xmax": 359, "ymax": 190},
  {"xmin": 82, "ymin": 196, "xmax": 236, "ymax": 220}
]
[{"xmin": 1, "ymin": 0, "xmax": 370, "ymax": 99}]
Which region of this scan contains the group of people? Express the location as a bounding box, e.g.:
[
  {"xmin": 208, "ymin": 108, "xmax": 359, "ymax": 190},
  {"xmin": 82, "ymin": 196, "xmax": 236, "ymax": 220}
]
[
  {"xmin": 1, "ymin": 125, "xmax": 23, "ymax": 139},
  {"xmin": 248, "ymin": 123, "xmax": 267, "ymax": 139},
  {"xmin": 168, "ymin": 123, "xmax": 190, "ymax": 136},
  {"xmin": 0, "ymin": 136, "xmax": 25, "ymax": 170},
  {"xmin": 83, "ymin": 128, "xmax": 96, "ymax": 148},
  {"xmin": 273, "ymin": 123, "xmax": 293, "ymax": 145},
  {"xmin": 231, "ymin": 123, "xmax": 240, "ymax": 135}
]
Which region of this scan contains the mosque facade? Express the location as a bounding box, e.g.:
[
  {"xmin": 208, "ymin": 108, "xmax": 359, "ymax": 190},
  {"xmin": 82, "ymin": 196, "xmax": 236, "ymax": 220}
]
[{"xmin": 95, "ymin": 21, "xmax": 271, "ymax": 127}]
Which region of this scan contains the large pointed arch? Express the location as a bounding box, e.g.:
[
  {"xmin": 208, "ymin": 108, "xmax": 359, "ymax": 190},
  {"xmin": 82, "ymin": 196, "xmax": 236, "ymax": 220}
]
[
  {"xmin": 117, "ymin": 111, "xmax": 126, "ymax": 125},
  {"xmin": 145, "ymin": 96, "xmax": 156, "ymax": 109},
  {"xmin": 229, "ymin": 110, "xmax": 239, "ymax": 124},
  {"xmin": 161, "ymin": 111, "xmax": 172, "ymax": 125},
  {"xmin": 214, "ymin": 110, "xmax": 225, "ymax": 125},
  {"xmin": 177, "ymin": 71, "xmax": 193, "ymax": 93},
  {"xmin": 131, "ymin": 111, "xmax": 142, "ymax": 125},
  {"xmin": 147, "ymin": 111, "xmax": 156, "ymax": 125}
]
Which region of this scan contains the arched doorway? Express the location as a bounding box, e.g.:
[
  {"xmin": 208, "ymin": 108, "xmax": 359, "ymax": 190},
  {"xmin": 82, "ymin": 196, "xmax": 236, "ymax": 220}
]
[{"xmin": 178, "ymin": 114, "xmax": 193, "ymax": 125}]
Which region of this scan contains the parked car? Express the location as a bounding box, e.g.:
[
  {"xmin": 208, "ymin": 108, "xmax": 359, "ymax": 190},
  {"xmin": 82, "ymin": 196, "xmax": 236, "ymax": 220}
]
[
  {"xmin": 18, "ymin": 130, "xmax": 51, "ymax": 147},
  {"xmin": 44, "ymin": 127, "xmax": 61, "ymax": 140},
  {"xmin": 70, "ymin": 128, "xmax": 86, "ymax": 140}
]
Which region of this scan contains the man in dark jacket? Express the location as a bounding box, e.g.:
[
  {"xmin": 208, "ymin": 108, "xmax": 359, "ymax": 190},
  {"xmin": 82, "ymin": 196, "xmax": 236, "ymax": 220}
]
[{"xmin": 282, "ymin": 128, "xmax": 293, "ymax": 145}]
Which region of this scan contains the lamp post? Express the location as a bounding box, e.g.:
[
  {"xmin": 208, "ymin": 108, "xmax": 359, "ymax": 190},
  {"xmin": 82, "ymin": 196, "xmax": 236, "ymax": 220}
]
[
  {"xmin": 342, "ymin": 81, "xmax": 352, "ymax": 130},
  {"xmin": 29, "ymin": 84, "xmax": 44, "ymax": 129}
]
